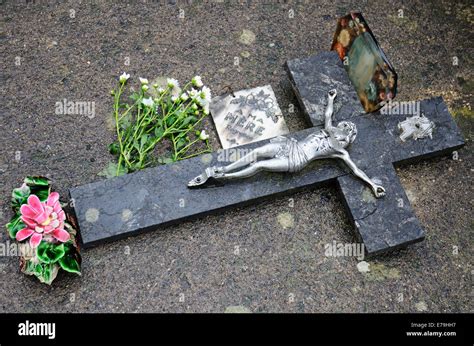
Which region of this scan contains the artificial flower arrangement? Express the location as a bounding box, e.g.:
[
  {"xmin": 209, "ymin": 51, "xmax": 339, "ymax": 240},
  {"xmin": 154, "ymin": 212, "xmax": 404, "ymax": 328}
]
[
  {"xmin": 107, "ymin": 73, "xmax": 212, "ymax": 176},
  {"xmin": 5, "ymin": 177, "xmax": 81, "ymax": 284}
]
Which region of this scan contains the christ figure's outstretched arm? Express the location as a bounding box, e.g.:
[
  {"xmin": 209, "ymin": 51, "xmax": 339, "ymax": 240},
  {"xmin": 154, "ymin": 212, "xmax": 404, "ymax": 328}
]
[
  {"xmin": 335, "ymin": 149, "xmax": 386, "ymax": 198},
  {"xmin": 324, "ymin": 89, "xmax": 337, "ymax": 131}
]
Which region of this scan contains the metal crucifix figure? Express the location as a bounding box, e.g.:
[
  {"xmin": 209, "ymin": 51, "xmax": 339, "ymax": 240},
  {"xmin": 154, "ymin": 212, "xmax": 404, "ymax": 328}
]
[{"xmin": 188, "ymin": 89, "xmax": 386, "ymax": 198}]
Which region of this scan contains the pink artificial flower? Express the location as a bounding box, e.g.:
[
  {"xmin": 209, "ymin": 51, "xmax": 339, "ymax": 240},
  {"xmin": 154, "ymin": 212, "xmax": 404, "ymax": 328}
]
[{"xmin": 16, "ymin": 193, "xmax": 70, "ymax": 248}]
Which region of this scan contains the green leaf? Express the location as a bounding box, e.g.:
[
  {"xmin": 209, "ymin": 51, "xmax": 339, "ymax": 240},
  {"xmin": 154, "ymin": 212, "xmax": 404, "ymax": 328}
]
[
  {"xmin": 29, "ymin": 186, "xmax": 50, "ymax": 202},
  {"xmin": 181, "ymin": 116, "xmax": 197, "ymax": 127},
  {"xmin": 58, "ymin": 249, "xmax": 81, "ymax": 274},
  {"xmin": 22, "ymin": 259, "xmax": 59, "ymax": 284},
  {"xmin": 166, "ymin": 116, "xmax": 176, "ymax": 127},
  {"xmin": 15, "ymin": 176, "xmax": 52, "ymax": 204},
  {"xmin": 129, "ymin": 93, "xmax": 140, "ymax": 102},
  {"xmin": 154, "ymin": 126, "xmax": 164, "ymax": 138},
  {"xmin": 35, "ymin": 263, "xmax": 59, "ymax": 285},
  {"xmin": 37, "ymin": 242, "xmax": 66, "ymax": 264},
  {"xmin": 119, "ymin": 113, "xmax": 132, "ymax": 129},
  {"xmin": 109, "ymin": 142, "xmax": 120, "ymax": 155},
  {"xmin": 6, "ymin": 215, "xmax": 25, "ymax": 239},
  {"xmin": 42, "ymin": 264, "xmax": 53, "ymax": 282},
  {"xmin": 131, "ymin": 162, "xmax": 144, "ymax": 171},
  {"xmin": 11, "ymin": 184, "xmax": 31, "ymax": 210},
  {"xmin": 23, "ymin": 259, "xmax": 36, "ymax": 275},
  {"xmin": 157, "ymin": 156, "xmax": 174, "ymax": 165},
  {"xmin": 176, "ymin": 138, "xmax": 187, "ymax": 150},
  {"xmin": 140, "ymin": 134, "xmax": 149, "ymax": 149},
  {"xmin": 24, "ymin": 176, "xmax": 50, "ymax": 187},
  {"xmin": 97, "ymin": 161, "xmax": 127, "ymax": 178},
  {"xmin": 174, "ymin": 109, "xmax": 184, "ymax": 119},
  {"xmin": 23, "ymin": 243, "xmax": 80, "ymax": 282},
  {"xmin": 34, "ymin": 263, "xmax": 43, "ymax": 276}
]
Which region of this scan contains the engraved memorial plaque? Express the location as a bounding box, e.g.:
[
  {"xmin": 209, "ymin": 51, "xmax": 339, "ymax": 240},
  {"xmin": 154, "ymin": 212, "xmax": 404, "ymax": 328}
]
[{"xmin": 210, "ymin": 85, "xmax": 289, "ymax": 149}]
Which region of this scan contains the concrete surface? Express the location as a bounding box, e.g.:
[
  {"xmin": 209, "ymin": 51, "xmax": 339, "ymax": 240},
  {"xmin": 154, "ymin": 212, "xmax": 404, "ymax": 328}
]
[{"xmin": 0, "ymin": 0, "xmax": 472, "ymax": 312}]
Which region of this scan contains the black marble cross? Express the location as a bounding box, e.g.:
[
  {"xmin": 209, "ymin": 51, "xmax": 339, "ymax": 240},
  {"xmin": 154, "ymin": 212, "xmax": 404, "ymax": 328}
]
[{"xmin": 70, "ymin": 51, "xmax": 464, "ymax": 256}]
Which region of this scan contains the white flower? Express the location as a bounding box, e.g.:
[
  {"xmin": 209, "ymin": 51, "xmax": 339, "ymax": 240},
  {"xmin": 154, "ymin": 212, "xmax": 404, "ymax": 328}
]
[
  {"xmin": 171, "ymin": 86, "xmax": 182, "ymax": 99},
  {"xmin": 180, "ymin": 92, "xmax": 189, "ymax": 101},
  {"xmin": 171, "ymin": 96, "xmax": 178, "ymax": 102},
  {"xmin": 196, "ymin": 98, "xmax": 206, "ymax": 107},
  {"xmin": 157, "ymin": 87, "xmax": 165, "ymax": 94},
  {"xmin": 196, "ymin": 86, "xmax": 212, "ymax": 106},
  {"xmin": 189, "ymin": 88, "xmax": 198, "ymax": 98},
  {"xmin": 142, "ymin": 97, "xmax": 154, "ymax": 107},
  {"xmin": 201, "ymin": 86, "xmax": 211, "ymax": 102},
  {"xmin": 199, "ymin": 130, "xmax": 209, "ymax": 140},
  {"xmin": 167, "ymin": 78, "xmax": 179, "ymax": 89},
  {"xmin": 191, "ymin": 103, "xmax": 198, "ymax": 110},
  {"xmin": 192, "ymin": 76, "xmax": 203, "ymax": 87},
  {"xmin": 139, "ymin": 77, "xmax": 149, "ymax": 85},
  {"xmin": 142, "ymin": 84, "xmax": 149, "ymax": 92},
  {"xmin": 194, "ymin": 87, "xmax": 211, "ymax": 107},
  {"xmin": 203, "ymin": 103, "xmax": 210, "ymax": 115},
  {"xmin": 119, "ymin": 72, "xmax": 130, "ymax": 83}
]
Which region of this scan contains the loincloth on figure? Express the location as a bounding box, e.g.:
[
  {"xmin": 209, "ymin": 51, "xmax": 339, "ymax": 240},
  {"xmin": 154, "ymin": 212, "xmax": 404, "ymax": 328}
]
[{"xmin": 270, "ymin": 136, "xmax": 309, "ymax": 173}]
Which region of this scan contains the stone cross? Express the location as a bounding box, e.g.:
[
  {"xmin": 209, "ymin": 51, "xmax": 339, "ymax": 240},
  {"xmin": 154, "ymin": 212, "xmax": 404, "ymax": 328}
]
[{"xmin": 70, "ymin": 52, "xmax": 464, "ymax": 256}]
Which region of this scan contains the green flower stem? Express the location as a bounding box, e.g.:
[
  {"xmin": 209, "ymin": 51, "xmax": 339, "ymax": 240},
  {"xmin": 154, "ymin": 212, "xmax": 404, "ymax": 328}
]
[
  {"xmin": 114, "ymin": 83, "xmax": 131, "ymax": 174},
  {"xmin": 174, "ymin": 115, "xmax": 209, "ymax": 160},
  {"xmin": 179, "ymin": 140, "xmax": 212, "ymax": 160},
  {"xmin": 158, "ymin": 81, "xmax": 193, "ymax": 124},
  {"xmin": 132, "ymin": 92, "xmax": 169, "ymax": 136},
  {"xmin": 118, "ymin": 98, "xmax": 141, "ymax": 122},
  {"xmin": 132, "ymin": 107, "xmax": 151, "ymax": 141},
  {"xmin": 161, "ymin": 103, "xmax": 168, "ymax": 132},
  {"xmin": 161, "ymin": 99, "xmax": 185, "ymax": 123},
  {"xmin": 141, "ymin": 103, "xmax": 207, "ymax": 162},
  {"xmin": 164, "ymin": 99, "xmax": 196, "ymax": 131},
  {"xmin": 175, "ymin": 137, "xmax": 200, "ymax": 156},
  {"xmin": 140, "ymin": 99, "xmax": 194, "ymax": 155},
  {"xmin": 122, "ymin": 97, "xmax": 163, "ymax": 167},
  {"xmin": 171, "ymin": 133, "xmax": 177, "ymax": 160},
  {"xmin": 175, "ymin": 111, "xmax": 207, "ymax": 138}
]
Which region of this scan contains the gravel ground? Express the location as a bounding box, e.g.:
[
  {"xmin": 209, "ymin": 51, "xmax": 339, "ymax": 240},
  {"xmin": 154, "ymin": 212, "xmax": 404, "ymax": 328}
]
[{"xmin": 0, "ymin": 0, "xmax": 472, "ymax": 313}]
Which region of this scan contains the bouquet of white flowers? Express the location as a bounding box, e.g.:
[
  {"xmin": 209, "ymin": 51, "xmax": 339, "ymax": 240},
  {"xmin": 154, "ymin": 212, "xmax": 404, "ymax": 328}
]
[{"xmin": 108, "ymin": 73, "xmax": 212, "ymax": 176}]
